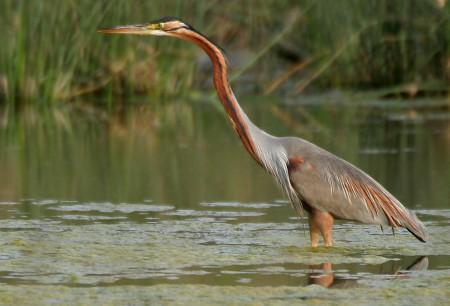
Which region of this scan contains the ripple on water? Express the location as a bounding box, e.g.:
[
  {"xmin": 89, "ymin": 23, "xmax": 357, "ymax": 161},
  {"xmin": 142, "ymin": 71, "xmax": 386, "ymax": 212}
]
[
  {"xmin": 163, "ymin": 209, "xmax": 265, "ymax": 218},
  {"xmin": 0, "ymin": 201, "xmax": 18, "ymax": 205},
  {"xmin": 200, "ymin": 201, "xmax": 282, "ymax": 209},
  {"xmin": 60, "ymin": 215, "xmax": 128, "ymax": 221},
  {"xmin": 49, "ymin": 202, "xmax": 175, "ymax": 213},
  {"xmin": 30, "ymin": 199, "xmax": 60, "ymax": 206},
  {"xmin": 416, "ymin": 209, "xmax": 450, "ymax": 218}
]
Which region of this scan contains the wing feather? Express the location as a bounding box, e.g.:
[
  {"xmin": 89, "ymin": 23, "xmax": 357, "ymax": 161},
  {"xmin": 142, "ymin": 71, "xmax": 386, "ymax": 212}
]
[
  {"xmin": 284, "ymin": 137, "xmax": 427, "ymax": 242},
  {"xmin": 321, "ymin": 155, "xmax": 427, "ymax": 242}
]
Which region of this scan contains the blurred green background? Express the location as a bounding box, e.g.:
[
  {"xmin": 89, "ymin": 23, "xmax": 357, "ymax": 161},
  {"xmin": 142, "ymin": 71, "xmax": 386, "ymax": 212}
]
[
  {"xmin": 0, "ymin": 0, "xmax": 449, "ymax": 205},
  {"xmin": 0, "ymin": 0, "xmax": 449, "ymax": 108}
]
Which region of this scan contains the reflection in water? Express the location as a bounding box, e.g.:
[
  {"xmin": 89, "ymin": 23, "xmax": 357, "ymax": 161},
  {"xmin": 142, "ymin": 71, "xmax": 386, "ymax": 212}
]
[
  {"xmin": 308, "ymin": 256, "xmax": 429, "ymax": 288},
  {"xmin": 0, "ymin": 102, "xmax": 449, "ymax": 209},
  {"xmin": 308, "ymin": 262, "xmax": 335, "ymax": 288},
  {"xmin": 0, "ymin": 101, "xmax": 448, "ymax": 297},
  {"xmin": 96, "ymin": 256, "xmax": 431, "ymax": 288}
]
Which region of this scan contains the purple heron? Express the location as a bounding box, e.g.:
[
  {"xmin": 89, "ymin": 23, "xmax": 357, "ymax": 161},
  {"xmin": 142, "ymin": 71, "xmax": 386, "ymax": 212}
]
[{"xmin": 98, "ymin": 18, "xmax": 427, "ymax": 247}]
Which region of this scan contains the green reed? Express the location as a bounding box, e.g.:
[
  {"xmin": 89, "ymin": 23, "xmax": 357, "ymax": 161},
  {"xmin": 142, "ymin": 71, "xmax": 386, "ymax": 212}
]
[{"xmin": 0, "ymin": 0, "xmax": 448, "ymax": 109}]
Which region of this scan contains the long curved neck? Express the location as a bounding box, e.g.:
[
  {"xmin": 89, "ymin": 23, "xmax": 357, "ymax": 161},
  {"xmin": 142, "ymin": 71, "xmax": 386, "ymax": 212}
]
[
  {"xmin": 171, "ymin": 28, "xmax": 302, "ymax": 211},
  {"xmin": 179, "ymin": 30, "xmax": 265, "ymax": 165}
]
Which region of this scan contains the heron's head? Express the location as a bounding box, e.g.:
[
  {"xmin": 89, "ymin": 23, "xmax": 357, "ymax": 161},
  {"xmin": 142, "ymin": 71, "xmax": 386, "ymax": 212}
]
[{"xmin": 98, "ymin": 17, "xmax": 191, "ymax": 37}]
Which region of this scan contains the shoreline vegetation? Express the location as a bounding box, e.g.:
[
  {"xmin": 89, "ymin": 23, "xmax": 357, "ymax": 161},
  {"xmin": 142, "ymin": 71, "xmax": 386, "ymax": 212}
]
[{"xmin": 0, "ymin": 1, "xmax": 449, "ymax": 110}]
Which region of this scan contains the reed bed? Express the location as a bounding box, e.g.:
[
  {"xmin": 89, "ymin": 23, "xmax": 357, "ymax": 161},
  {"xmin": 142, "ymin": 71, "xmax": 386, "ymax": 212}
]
[{"xmin": 0, "ymin": 0, "xmax": 448, "ymax": 108}]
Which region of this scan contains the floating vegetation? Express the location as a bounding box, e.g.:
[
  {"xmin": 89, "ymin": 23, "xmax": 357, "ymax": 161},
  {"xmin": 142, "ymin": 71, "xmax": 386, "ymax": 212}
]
[
  {"xmin": 0, "ymin": 200, "xmax": 449, "ymax": 304},
  {"xmin": 0, "ymin": 90, "xmax": 448, "ymax": 304}
]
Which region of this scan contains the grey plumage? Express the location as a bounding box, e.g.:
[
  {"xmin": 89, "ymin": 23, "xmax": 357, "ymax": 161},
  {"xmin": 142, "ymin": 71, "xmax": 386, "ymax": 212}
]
[{"xmin": 99, "ymin": 18, "xmax": 428, "ymax": 245}]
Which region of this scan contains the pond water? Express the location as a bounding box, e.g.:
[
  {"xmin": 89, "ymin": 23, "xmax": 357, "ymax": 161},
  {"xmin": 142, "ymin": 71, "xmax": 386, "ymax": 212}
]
[{"xmin": 0, "ymin": 97, "xmax": 449, "ymax": 305}]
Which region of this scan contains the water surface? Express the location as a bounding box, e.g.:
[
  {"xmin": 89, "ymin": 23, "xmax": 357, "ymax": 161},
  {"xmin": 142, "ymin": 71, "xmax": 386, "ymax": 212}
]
[{"xmin": 0, "ymin": 97, "xmax": 449, "ymax": 305}]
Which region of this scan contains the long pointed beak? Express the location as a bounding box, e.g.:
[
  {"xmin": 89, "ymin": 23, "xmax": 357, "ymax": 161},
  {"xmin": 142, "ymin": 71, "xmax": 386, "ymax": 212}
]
[{"xmin": 98, "ymin": 24, "xmax": 150, "ymax": 35}]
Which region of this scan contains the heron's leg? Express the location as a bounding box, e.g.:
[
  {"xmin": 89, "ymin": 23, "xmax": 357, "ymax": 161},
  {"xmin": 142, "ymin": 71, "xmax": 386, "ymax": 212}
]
[
  {"xmin": 308, "ymin": 215, "xmax": 321, "ymax": 247},
  {"xmin": 309, "ymin": 208, "xmax": 334, "ymax": 247}
]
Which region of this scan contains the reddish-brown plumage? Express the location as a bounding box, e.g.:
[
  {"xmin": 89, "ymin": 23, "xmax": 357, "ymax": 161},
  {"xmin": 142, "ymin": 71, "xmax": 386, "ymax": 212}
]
[
  {"xmin": 287, "ymin": 156, "xmax": 304, "ymax": 171},
  {"xmin": 178, "ymin": 31, "xmax": 262, "ymax": 166},
  {"xmin": 343, "ymin": 178, "xmax": 414, "ymax": 228}
]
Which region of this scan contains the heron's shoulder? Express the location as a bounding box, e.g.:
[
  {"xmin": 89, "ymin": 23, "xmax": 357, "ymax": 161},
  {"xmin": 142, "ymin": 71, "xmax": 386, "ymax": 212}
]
[
  {"xmin": 279, "ymin": 137, "xmax": 339, "ymax": 160},
  {"xmin": 279, "ymin": 136, "xmax": 373, "ymax": 182}
]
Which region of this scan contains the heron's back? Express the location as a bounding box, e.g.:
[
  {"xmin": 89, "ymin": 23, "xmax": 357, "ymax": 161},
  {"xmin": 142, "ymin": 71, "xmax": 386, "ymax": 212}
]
[{"xmin": 280, "ymin": 136, "xmax": 427, "ymax": 241}]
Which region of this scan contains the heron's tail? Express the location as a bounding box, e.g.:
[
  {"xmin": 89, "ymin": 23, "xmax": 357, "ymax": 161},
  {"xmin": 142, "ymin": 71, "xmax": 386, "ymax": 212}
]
[{"xmin": 403, "ymin": 211, "xmax": 427, "ymax": 242}]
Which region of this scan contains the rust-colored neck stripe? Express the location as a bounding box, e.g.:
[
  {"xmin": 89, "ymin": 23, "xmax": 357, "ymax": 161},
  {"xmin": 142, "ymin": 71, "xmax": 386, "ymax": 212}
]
[{"xmin": 176, "ymin": 30, "xmax": 262, "ymax": 165}]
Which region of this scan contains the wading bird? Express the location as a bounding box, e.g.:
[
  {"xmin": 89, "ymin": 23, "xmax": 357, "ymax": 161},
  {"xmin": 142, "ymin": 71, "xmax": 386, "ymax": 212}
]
[{"xmin": 99, "ymin": 18, "xmax": 427, "ymax": 247}]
